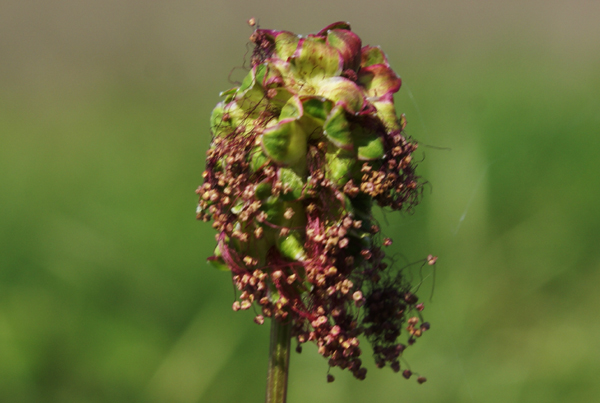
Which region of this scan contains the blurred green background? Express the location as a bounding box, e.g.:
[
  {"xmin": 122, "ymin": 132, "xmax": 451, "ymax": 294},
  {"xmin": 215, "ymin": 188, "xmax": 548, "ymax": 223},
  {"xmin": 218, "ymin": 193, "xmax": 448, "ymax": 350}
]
[{"xmin": 2, "ymin": 0, "xmax": 599, "ymax": 402}]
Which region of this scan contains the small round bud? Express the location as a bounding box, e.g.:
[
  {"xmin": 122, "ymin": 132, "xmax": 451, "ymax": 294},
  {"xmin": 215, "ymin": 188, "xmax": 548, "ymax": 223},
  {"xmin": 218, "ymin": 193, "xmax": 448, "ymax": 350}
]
[
  {"xmin": 402, "ymin": 369, "xmax": 412, "ymax": 379},
  {"xmin": 327, "ymin": 374, "xmax": 335, "ymax": 383}
]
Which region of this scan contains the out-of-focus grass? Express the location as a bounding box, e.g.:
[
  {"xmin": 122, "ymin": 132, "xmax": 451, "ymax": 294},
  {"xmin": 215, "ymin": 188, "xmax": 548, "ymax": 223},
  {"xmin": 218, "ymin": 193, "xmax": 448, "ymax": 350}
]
[{"xmin": 1, "ymin": 1, "xmax": 600, "ymax": 402}]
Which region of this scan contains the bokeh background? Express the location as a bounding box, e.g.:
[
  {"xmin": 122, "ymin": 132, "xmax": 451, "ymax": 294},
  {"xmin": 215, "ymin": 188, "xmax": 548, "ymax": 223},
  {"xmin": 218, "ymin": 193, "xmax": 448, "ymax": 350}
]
[{"xmin": 2, "ymin": 0, "xmax": 600, "ymax": 402}]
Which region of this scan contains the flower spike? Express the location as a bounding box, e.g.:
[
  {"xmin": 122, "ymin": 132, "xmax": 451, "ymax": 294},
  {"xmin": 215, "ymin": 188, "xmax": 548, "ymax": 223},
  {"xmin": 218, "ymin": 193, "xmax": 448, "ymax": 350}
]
[{"xmin": 197, "ymin": 22, "xmax": 434, "ymax": 383}]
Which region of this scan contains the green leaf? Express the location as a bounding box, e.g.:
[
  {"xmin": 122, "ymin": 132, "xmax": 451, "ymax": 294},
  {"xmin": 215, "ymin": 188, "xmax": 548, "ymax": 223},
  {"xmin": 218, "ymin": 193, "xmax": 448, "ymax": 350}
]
[
  {"xmin": 279, "ymin": 167, "xmax": 305, "ymax": 201},
  {"xmin": 326, "ymin": 146, "xmax": 355, "ymax": 186},
  {"xmin": 326, "ymin": 29, "xmax": 362, "ymax": 71},
  {"xmin": 301, "ymin": 96, "xmax": 333, "ymax": 123},
  {"xmin": 277, "ymin": 231, "xmax": 306, "ymax": 261},
  {"xmin": 358, "ymin": 64, "xmax": 402, "ymax": 100},
  {"xmin": 353, "ymin": 126, "xmax": 385, "ymax": 160},
  {"xmin": 255, "ymin": 181, "xmax": 273, "ymax": 200},
  {"xmin": 261, "ymin": 196, "xmax": 284, "ymax": 224},
  {"xmin": 316, "ymin": 77, "xmax": 365, "ymax": 114},
  {"xmin": 250, "ymin": 147, "xmax": 270, "ymax": 172},
  {"xmin": 209, "ymin": 102, "xmax": 232, "ymax": 137},
  {"xmin": 323, "ymin": 104, "xmax": 353, "ymax": 149},
  {"xmin": 261, "ymin": 119, "xmax": 307, "ymax": 166},
  {"xmin": 290, "ymin": 37, "xmax": 342, "ymax": 82},
  {"xmin": 360, "ymin": 46, "xmax": 387, "ymax": 68},
  {"xmin": 274, "ymin": 31, "xmax": 300, "ymax": 61},
  {"xmin": 372, "ymin": 99, "xmax": 401, "ymax": 131},
  {"xmin": 280, "ymin": 96, "xmax": 303, "ymax": 120},
  {"xmin": 219, "ymin": 87, "xmax": 237, "ymax": 103}
]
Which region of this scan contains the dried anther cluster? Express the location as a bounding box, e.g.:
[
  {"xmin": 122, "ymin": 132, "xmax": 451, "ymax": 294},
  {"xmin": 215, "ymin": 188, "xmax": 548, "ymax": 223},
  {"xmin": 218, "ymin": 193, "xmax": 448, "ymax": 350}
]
[{"xmin": 197, "ymin": 21, "xmax": 435, "ymax": 382}]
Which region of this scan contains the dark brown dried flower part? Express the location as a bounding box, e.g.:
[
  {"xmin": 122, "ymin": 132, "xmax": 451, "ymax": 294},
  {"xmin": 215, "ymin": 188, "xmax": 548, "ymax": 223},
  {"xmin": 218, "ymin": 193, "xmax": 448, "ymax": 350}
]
[{"xmin": 197, "ymin": 21, "xmax": 435, "ymax": 382}]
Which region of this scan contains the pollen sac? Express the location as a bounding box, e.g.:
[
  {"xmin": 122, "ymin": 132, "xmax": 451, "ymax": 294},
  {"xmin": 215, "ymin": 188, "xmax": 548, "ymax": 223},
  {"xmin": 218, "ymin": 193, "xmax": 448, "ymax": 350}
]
[{"xmin": 198, "ymin": 21, "xmax": 430, "ymax": 382}]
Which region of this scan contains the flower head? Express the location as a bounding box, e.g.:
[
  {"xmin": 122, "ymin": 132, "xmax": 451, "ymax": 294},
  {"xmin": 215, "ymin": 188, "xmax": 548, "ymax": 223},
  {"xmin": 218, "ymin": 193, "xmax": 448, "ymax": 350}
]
[{"xmin": 197, "ymin": 22, "xmax": 434, "ymax": 381}]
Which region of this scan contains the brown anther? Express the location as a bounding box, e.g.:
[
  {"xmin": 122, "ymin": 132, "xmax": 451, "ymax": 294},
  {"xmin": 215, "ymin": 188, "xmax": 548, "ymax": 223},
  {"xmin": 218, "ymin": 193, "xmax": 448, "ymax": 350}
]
[
  {"xmin": 283, "ymin": 208, "xmax": 295, "ymax": 219},
  {"xmin": 417, "ymin": 376, "xmax": 427, "ymax": 384},
  {"xmin": 402, "ymin": 369, "xmax": 412, "ymax": 379},
  {"xmin": 316, "ymin": 275, "xmax": 326, "ymax": 287},
  {"xmin": 286, "ymin": 273, "xmax": 297, "ymax": 284},
  {"xmin": 312, "ymin": 316, "xmax": 328, "ymax": 328},
  {"xmin": 327, "ymin": 374, "xmax": 335, "ymax": 383},
  {"xmin": 256, "ymin": 212, "xmax": 267, "ymax": 222}
]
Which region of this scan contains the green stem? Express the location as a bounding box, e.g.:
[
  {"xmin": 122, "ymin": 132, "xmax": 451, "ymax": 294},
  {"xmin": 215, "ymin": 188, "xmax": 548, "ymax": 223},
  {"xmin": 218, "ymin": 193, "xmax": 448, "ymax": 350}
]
[{"xmin": 265, "ymin": 318, "xmax": 291, "ymax": 403}]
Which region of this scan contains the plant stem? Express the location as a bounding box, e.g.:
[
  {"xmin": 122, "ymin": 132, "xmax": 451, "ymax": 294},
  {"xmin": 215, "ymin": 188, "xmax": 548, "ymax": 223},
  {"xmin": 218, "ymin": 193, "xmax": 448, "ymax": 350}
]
[{"xmin": 265, "ymin": 318, "xmax": 291, "ymax": 403}]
